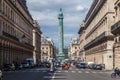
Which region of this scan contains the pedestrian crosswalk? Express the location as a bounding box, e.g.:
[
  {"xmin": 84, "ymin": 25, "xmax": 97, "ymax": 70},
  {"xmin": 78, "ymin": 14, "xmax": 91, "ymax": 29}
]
[
  {"xmin": 55, "ymin": 70, "xmax": 111, "ymax": 74},
  {"xmin": 3, "ymin": 68, "xmax": 113, "ymax": 74},
  {"xmin": 3, "ymin": 68, "xmax": 50, "ymax": 73},
  {"xmin": 43, "ymin": 69, "xmax": 113, "ymax": 79}
]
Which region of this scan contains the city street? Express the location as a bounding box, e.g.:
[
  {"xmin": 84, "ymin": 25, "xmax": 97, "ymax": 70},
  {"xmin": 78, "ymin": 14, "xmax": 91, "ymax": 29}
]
[
  {"xmin": 3, "ymin": 66, "xmax": 118, "ymax": 80},
  {"xmin": 1, "ymin": 0, "xmax": 120, "ymax": 80}
]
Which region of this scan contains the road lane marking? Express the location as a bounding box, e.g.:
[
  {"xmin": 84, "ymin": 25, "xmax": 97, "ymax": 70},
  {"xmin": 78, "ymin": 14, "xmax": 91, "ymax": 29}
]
[
  {"xmin": 85, "ymin": 71, "xmax": 89, "ymax": 73},
  {"xmin": 76, "ymin": 69, "xmax": 79, "ymax": 70},
  {"xmin": 44, "ymin": 76, "xmax": 52, "ymax": 78},
  {"xmin": 57, "ymin": 71, "xmax": 61, "ymax": 72},
  {"xmin": 52, "ymin": 72, "xmax": 56, "ymax": 80},
  {"xmin": 98, "ymin": 72, "xmax": 103, "ymax": 73},
  {"xmin": 92, "ymin": 71, "xmax": 96, "ymax": 73},
  {"xmin": 78, "ymin": 71, "xmax": 82, "ymax": 73},
  {"xmin": 48, "ymin": 73, "xmax": 53, "ymax": 75},
  {"xmin": 42, "ymin": 71, "xmax": 47, "ymax": 72},
  {"xmin": 71, "ymin": 71, "xmax": 76, "ymax": 73},
  {"xmin": 65, "ymin": 71, "xmax": 68, "ymax": 72}
]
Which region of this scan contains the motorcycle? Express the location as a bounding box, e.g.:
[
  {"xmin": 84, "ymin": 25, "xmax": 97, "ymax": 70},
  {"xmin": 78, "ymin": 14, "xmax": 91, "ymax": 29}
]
[
  {"xmin": 111, "ymin": 70, "xmax": 120, "ymax": 78},
  {"xmin": 62, "ymin": 63, "xmax": 70, "ymax": 70}
]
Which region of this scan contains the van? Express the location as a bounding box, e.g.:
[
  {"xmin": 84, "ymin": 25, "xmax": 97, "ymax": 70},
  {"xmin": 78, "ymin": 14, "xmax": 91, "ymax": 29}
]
[{"xmin": 22, "ymin": 58, "xmax": 35, "ymax": 68}]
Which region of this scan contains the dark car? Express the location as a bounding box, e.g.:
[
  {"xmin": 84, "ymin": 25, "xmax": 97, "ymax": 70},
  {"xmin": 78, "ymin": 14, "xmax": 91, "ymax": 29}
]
[
  {"xmin": 21, "ymin": 62, "xmax": 29, "ymax": 68},
  {"xmin": 0, "ymin": 70, "xmax": 2, "ymax": 80},
  {"xmin": 15, "ymin": 64, "xmax": 23, "ymax": 70},
  {"xmin": 76, "ymin": 62, "xmax": 86, "ymax": 69},
  {"xmin": 79, "ymin": 63, "xmax": 87, "ymax": 68},
  {"xmin": 55, "ymin": 62, "xmax": 61, "ymax": 67},
  {"xmin": 94, "ymin": 64, "xmax": 102, "ymax": 70},
  {"xmin": 88, "ymin": 63, "xmax": 96, "ymax": 69},
  {"xmin": 3, "ymin": 64, "xmax": 15, "ymax": 71},
  {"xmin": 75, "ymin": 63, "xmax": 80, "ymax": 68},
  {"xmin": 45, "ymin": 62, "xmax": 51, "ymax": 68}
]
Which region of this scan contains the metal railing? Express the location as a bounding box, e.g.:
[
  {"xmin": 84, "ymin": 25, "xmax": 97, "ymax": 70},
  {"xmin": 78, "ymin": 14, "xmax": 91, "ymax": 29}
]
[{"xmin": 84, "ymin": 31, "xmax": 113, "ymax": 49}]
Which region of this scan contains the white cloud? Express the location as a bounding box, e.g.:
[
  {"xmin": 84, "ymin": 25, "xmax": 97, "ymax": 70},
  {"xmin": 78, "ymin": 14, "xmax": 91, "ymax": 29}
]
[
  {"xmin": 64, "ymin": 34, "xmax": 75, "ymax": 38},
  {"xmin": 27, "ymin": 0, "xmax": 93, "ymax": 46},
  {"xmin": 76, "ymin": 5, "xmax": 84, "ymax": 11}
]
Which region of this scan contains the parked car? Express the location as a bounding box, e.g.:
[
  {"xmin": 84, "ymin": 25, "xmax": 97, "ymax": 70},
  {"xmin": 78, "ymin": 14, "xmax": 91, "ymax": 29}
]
[
  {"xmin": 94, "ymin": 64, "xmax": 103, "ymax": 70},
  {"xmin": 95, "ymin": 64, "xmax": 102, "ymax": 70},
  {"xmin": 0, "ymin": 70, "xmax": 2, "ymax": 80},
  {"xmin": 54, "ymin": 61, "xmax": 61, "ymax": 67},
  {"xmin": 36, "ymin": 61, "xmax": 42, "ymax": 67},
  {"xmin": 3, "ymin": 64, "xmax": 15, "ymax": 71},
  {"xmin": 21, "ymin": 62, "xmax": 29, "ymax": 68},
  {"xmin": 76, "ymin": 62, "xmax": 86, "ymax": 69},
  {"xmin": 75, "ymin": 63, "xmax": 80, "ymax": 68},
  {"xmin": 79, "ymin": 62, "xmax": 87, "ymax": 69},
  {"xmin": 87, "ymin": 62, "xmax": 96, "ymax": 69},
  {"xmin": 24, "ymin": 58, "xmax": 35, "ymax": 68},
  {"xmin": 15, "ymin": 64, "xmax": 23, "ymax": 70},
  {"xmin": 45, "ymin": 62, "xmax": 51, "ymax": 68}
]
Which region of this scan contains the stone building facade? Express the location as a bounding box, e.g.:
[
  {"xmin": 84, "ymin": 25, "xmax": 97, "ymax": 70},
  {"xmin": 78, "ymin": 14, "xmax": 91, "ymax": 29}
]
[
  {"xmin": 0, "ymin": 0, "xmax": 35, "ymax": 67},
  {"xmin": 41, "ymin": 36, "xmax": 54, "ymax": 62},
  {"xmin": 33, "ymin": 20, "xmax": 42, "ymax": 64},
  {"xmin": 78, "ymin": 21, "xmax": 86, "ymax": 62},
  {"xmin": 78, "ymin": 0, "xmax": 115, "ymax": 70},
  {"xmin": 69, "ymin": 38, "xmax": 80, "ymax": 61},
  {"xmin": 111, "ymin": 0, "xmax": 120, "ymax": 69}
]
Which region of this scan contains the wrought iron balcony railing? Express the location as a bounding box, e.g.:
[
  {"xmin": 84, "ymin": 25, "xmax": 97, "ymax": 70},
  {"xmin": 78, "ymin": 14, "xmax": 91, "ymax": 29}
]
[
  {"xmin": 84, "ymin": 31, "xmax": 113, "ymax": 50},
  {"xmin": 111, "ymin": 20, "xmax": 120, "ymax": 35},
  {"xmin": 3, "ymin": 31, "xmax": 19, "ymax": 41}
]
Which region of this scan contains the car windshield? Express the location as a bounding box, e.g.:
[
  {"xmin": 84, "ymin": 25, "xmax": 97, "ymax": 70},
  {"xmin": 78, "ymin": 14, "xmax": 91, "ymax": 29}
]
[{"xmin": 80, "ymin": 63, "xmax": 85, "ymax": 65}]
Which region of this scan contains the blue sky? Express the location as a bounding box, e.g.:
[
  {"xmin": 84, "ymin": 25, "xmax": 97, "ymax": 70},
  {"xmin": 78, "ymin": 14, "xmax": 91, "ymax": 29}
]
[{"xmin": 27, "ymin": 0, "xmax": 93, "ymax": 47}]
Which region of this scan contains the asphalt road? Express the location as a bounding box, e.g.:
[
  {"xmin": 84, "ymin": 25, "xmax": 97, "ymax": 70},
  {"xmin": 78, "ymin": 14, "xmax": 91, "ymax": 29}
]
[
  {"xmin": 2, "ymin": 67, "xmax": 119, "ymax": 80},
  {"xmin": 3, "ymin": 68, "xmax": 53, "ymax": 80}
]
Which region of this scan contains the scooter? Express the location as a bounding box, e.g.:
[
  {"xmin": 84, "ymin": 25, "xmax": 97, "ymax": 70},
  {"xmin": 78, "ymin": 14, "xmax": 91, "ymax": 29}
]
[{"xmin": 111, "ymin": 70, "xmax": 120, "ymax": 78}]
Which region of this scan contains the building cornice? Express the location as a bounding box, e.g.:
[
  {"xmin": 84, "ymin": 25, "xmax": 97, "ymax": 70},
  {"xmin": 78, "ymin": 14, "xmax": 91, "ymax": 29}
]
[
  {"xmin": 78, "ymin": 21, "xmax": 85, "ymax": 34},
  {"xmin": 78, "ymin": 27, "xmax": 84, "ymax": 34},
  {"xmin": 0, "ymin": 35, "xmax": 34, "ymax": 50},
  {"xmin": 85, "ymin": 0, "xmax": 107, "ymax": 29},
  {"xmin": 34, "ymin": 27, "xmax": 42, "ymax": 35},
  {"xmin": 85, "ymin": 12, "xmax": 112, "ymax": 39},
  {"xmin": 7, "ymin": 0, "xmax": 34, "ymax": 28},
  {"xmin": 84, "ymin": 31, "xmax": 114, "ymax": 50},
  {"xmin": 115, "ymin": 0, "xmax": 120, "ymax": 6},
  {"xmin": 17, "ymin": 0, "xmax": 33, "ymax": 22},
  {"xmin": 85, "ymin": 0, "xmax": 98, "ymax": 21}
]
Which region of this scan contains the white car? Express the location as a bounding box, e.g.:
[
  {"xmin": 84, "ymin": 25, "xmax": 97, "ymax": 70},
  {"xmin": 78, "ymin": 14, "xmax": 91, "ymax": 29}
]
[{"xmin": 0, "ymin": 70, "xmax": 2, "ymax": 80}]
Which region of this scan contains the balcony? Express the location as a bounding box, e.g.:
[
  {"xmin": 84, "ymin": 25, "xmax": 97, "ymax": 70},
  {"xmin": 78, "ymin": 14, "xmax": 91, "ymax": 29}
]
[
  {"xmin": 25, "ymin": 42, "xmax": 34, "ymax": 48},
  {"xmin": 3, "ymin": 31, "xmax": 19, "ymax": 41},
  {"xmin": 111, "ymin": 20, "xmax": 120, "ymax": 35},
  {"xmin": 84, "ymin": 31, "xmax": 114, "ymax": 50}
]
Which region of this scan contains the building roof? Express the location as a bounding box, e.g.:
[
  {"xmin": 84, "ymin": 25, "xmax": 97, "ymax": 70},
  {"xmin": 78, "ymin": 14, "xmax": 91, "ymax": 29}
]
[
  {"xmin": 19, "ymin": 0, "xmax": 28, "ymax": 10},
  {"xmin": 41, "ymin": 36, "xmax": 54, "ymax": 45}
]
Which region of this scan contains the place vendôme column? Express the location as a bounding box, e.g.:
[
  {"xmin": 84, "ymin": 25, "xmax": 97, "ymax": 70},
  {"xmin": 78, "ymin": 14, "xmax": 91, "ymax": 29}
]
[{"xmin": 58, "ymin": 8, "xmax": 65, "ymax": 61}]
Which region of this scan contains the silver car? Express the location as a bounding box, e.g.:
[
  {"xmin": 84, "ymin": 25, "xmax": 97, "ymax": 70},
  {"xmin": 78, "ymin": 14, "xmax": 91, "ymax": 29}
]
[{"xmin": 0, "ymin": 70, "xmax": 2, "ymax": 80}]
